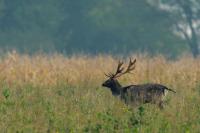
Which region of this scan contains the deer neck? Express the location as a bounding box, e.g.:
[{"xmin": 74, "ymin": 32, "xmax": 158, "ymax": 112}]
[{"xmin": 110, "ymin": 80, "xmax": 122, "ymax": 96}]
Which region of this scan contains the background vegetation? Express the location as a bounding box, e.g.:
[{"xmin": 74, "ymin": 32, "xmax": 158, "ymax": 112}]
[
  {"xmin": 1, "ymin": 0, "xmax": 200, "ymax": 57},
  {"xmin": 0, "ymin": 0, "xmax": 200, "ymax": 132},
  {"xmin": 0, "ymin": 52, "xmax": 200, "ymax": 132}
]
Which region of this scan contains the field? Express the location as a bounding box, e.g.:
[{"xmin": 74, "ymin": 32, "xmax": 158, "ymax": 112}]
[{"xmin": 0, "ymin": 52, "xmax": 200, "ymax": 133}]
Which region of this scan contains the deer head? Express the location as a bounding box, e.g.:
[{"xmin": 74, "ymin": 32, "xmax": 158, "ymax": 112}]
[{"xmin": 102, "ymin": 58, "xmax": 136, "ymax": 95}]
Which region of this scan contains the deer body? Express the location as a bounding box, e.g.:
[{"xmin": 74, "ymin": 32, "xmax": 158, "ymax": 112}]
[
  {"xmin": 102, "ymin": 59, "xmax": 175, "ymax": 108},
  {"xmin": 122, "ymin": 83, "xmax": 175, "ymax": 108}
]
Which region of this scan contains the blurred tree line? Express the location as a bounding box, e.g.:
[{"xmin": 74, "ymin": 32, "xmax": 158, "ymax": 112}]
[{"xmin": 0, "ymin": 0, "xmax": 199, "ymax": 57}]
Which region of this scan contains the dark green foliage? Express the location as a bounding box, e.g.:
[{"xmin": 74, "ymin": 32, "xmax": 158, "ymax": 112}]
[
  {"xmin": 0, "ymin": 0, "xmax": 188, "ymax": 57},
  {"xmin": 83, "ymin": 107, "xmax": 147, "ymax": 132},
  {"xmin": 156, "ymin": 0, "xmax": 200, "ymax": 57},
  {"xmin": 2, "ymin": 87, "xmax": 10, "ymax": 99}
]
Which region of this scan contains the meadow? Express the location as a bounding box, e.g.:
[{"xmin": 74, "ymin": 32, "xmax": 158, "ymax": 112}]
[{"xmin": 0, "ymin": 52, "xmax": 200, "ymax": 133}]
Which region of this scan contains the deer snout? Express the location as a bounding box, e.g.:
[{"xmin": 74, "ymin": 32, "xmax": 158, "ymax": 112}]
[{"xmin": 102, "ymin": 83, "xmax": 106, "ymax": 87}]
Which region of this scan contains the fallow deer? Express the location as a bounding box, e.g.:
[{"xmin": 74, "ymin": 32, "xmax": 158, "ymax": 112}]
[{"xmin": 102, "ymin": 58, "xmax": 176, "ymax": 109}]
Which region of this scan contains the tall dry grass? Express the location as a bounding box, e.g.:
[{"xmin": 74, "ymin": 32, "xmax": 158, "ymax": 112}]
[
  {"xmin": 0, "ymin": 52, "xmax": 200, "ymax": 132},
  {"xmin": 1, "ymin": 52, "xmax": 200, "ymax": 87}
]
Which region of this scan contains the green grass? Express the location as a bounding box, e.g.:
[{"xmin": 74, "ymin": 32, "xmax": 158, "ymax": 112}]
[
  {"xmin": 0, "ymin": 53, "xmax": 200, "ymax": 132},
  {"xmin": 0, "ymin": 81, "xmax": 200, "ymax": 133}
]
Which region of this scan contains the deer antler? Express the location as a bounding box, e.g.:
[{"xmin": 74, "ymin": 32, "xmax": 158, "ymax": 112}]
[
  {"xmin": 105, "ymin": 61, "xmax": 124, "ymax": 78},
  {"xmin": 105, "ymin": 58, "xmax": 136, "ymax": 79},
  {"xmin": 124, "ymin": 58, "xmax": 136, "ymax": 74}
]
